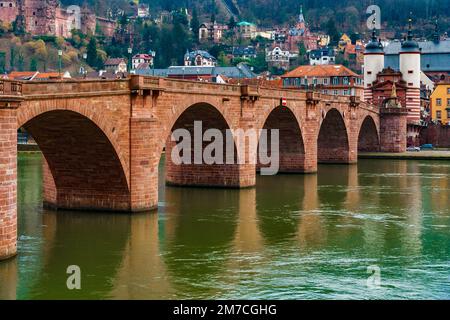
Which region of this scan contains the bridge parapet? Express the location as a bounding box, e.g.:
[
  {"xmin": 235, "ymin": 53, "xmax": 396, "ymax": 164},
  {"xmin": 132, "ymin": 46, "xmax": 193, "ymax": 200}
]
[
  {"xmin": 19, "ymin": 79, "xmax": 129, "ymax": 96},
  {"xmin": 131, "ymin": 75, "xmax": 242, "ymax": 97},
  {"xmin": 0, "ymin": 80, "xmax": 23, "ymax": 108},
  {"xmin": 0, "ymin": 80, "xmax": 22, "ymax": 96}
]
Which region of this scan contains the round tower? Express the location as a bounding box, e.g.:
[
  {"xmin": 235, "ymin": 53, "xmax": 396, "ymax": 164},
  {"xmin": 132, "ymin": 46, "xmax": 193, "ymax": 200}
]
[
  {"xmin": 399, "ymin": 14, "xmax": 421, "ymax": 124},
  {"xmin": 363, "ymin": 19, "xmax": 384, "ymax": 102}
]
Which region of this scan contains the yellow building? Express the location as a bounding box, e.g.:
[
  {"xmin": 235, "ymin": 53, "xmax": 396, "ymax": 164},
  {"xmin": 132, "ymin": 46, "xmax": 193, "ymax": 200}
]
[
  {"xmin": 430, "ymin": 82, "xmax": 450, "ymax": 125},
  {"xmin": 338, "ymin": 33, "xmax": 351, "ymax": 51}
]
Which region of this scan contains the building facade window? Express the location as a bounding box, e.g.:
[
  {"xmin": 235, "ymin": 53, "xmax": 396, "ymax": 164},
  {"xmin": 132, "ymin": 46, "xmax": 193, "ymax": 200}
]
[
  {"xmin": 436, "ymin": 110, "xmax": 442, "ymax": 119},
  {"xmin": 436, "ymin": 98, "xmax": 442, "ymax": 106},
  {"xmin": 447, "ymin": 98, "xmax": 450, "ymax": 107},
  {"xmin": 332, "ymin": 77, "xmax": 339, "ymax": 85},
  {"xmin": 343, "ymin": 77, "xmax": 349, "ymax": 85}
]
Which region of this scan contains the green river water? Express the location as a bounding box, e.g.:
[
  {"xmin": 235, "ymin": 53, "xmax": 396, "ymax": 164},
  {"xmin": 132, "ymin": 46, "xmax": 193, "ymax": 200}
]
[{"xmin": 0, "ymin": 153, "xmax": 449, "ymax": 300}]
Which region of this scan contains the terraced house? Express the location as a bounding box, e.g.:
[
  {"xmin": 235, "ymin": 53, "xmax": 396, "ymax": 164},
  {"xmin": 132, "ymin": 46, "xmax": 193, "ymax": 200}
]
[
  {"xmin": 431, "ymin": 80, "xmax": 450, "ymax": 125},
  {"xmin": 281, "ymin": 64, "xmax": 363, "ymax": 98}
]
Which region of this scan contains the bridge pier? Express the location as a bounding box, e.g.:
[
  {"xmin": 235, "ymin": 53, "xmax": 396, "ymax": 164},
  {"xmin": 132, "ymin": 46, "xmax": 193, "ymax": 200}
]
[
  {"xmin": 165, "ymin": 135, "xmax": 256, "ymax": 188},
  {"xmin": 130, "ymin": 117, "xmax": 159, "ymax": 211},
  {"xmin": 0, "ymin": 104, "xmax": 18, "ymax": 261}
]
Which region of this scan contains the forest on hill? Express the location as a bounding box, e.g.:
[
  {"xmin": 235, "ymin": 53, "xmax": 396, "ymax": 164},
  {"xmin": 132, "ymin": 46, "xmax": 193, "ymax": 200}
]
[{"xmin": 60, "ymin": 0, "xmax": 450, "ymax": 35}]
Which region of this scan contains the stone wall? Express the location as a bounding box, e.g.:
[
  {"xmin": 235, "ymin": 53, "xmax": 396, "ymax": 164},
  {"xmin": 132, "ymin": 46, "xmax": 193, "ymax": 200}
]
[{"xmin": 420, "ymin": 124, "xmax": 450, "ymax": 148}]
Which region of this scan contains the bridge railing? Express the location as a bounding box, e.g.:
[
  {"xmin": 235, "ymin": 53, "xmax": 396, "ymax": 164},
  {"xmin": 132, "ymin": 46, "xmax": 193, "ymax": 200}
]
[{"xmin": 0, "ymin": 80, "xmax": 22, "ymax": 96}]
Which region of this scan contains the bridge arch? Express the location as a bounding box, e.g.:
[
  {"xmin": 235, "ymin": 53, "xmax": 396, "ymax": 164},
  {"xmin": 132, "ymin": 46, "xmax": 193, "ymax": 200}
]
[
  {"xmin": 163, "ymin": 102, "xmax": 244, "ymax": 188},
  {"xmin": 258, "ymin": 106, "xmax": 306, "ymax": 173},
  {"xmin": 317, "ymin": 108, "xmax": 350, "ymax": 163},
  {"xmin": 358, "ymin": 115, "xmax": 380, "ymax": 152},
  {"xmin": 20, "ymin": 110, "xmax": 130, "ymax": 211}
]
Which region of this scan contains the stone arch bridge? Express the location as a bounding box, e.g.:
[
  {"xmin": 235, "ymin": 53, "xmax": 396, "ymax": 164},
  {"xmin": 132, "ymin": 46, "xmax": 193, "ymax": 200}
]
[{"xmin": 0, "ymin": 76, "xmax": 406, "ymax": 260}]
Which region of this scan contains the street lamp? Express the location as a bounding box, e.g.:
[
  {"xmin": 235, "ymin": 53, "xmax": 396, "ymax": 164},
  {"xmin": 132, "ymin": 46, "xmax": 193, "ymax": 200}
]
[
  {"xmin": 81, "ymin": 52, "xmax": 87, "ymax": 77},
  {"xmin": 149, "ymin": 50, "xmax": 156, "ymax": 76},
  {"xmin": 128, "ymin": 47, "xmax": 132, "ymax": 73},
  {"xmin": 237, "ymin": 64, "xmax": 242, "ymax": 84},
  {"xmin": 58, "ymin": 49, "xmax": 63, "ymax": 78}
]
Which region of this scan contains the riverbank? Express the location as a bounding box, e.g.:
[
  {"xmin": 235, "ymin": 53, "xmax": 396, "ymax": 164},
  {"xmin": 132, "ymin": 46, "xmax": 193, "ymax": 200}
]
[{"xmin": 359, "ymin": 151, "xmax": 450, "ymax": 161}]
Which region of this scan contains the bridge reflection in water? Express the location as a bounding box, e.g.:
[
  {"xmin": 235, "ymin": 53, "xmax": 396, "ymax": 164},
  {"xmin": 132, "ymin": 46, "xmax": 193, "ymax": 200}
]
[{"xmin": 0, "ymin": 154, "xmax": 449, "ymax": 300}]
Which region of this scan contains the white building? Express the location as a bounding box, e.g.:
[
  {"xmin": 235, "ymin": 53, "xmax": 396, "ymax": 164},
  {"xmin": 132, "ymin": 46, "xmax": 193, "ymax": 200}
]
[
  {"xmin": 132, "ymin": 54, "xmax": 154, "ymax": 70},
  {"xmin": 266, "ymin": 47, "xmax": 293, "ymax": 70},
  {"xmin": 137, "ymin": 4, "xmax": 150, "ymax": 18},
  {"xmin": 309, "ymin": 48, "xmax": 335, "ymax": 65},
  {"xmin": 184, "ymin": 50, "xmax": 217, "ymax": 67},
  {"xmin": 104, "ymin": 58, "xmax": 128, "ymax": 73}
]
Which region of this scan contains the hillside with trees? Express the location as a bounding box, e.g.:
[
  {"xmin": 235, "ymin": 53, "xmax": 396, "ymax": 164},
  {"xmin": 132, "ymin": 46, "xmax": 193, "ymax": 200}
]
[{"xmin": 60, "ymin": 0, "xmax": 450, "ymax": 35}]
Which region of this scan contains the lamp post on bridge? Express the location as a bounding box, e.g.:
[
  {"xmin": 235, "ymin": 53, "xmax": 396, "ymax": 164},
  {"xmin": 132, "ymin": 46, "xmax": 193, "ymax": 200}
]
[
  {"xmin": 149, "ymin": 50, "xmax": 156, "ymax": 76},
  {"xmin": 58, "ymin": 49, "xmax": 63, "ymax": 78},
  {"xmin": 81, "ymin": 52, "xmax": 87, "ymax": 78},
  {"xmin": 128, "ymin": 47, "xmax": 133, "ymax": 73}
]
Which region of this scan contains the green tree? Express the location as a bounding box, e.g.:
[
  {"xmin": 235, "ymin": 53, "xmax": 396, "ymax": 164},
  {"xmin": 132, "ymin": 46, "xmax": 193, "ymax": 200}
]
[
  {"xmin": 191, "ymin": 8, "xmax": 200, "ymax": 42},
  {"xmin": 297, "ymin": 41, "xmax": 307, "ymax": 65},
  {"xmin": 0, "ymin": 52, "xmax": 6, "ymax": 74},
  {"xmin": 248, "ymin": 52, "xmax": 268, "ymax": 74},
  {"xmin": 17, "ymin": 53, "xmax": 24, "ymax": 71},
  {"xmin": 86, "ymin": 38, "xmax": 98, "ymax": 68},
  {"xmin": 9, "ymin": 47, "xmax": 16, "ymax": 71},
  {"xmin": 30, "ymin": 58, "xmax": 38, "ymax": 71},
  {"xmin": 326, "ymin": 18, "xmax": 340, "ymax": 46},
  {"xmin": 217, "ymin": 51, "xmax": 231, "ymax": 67},
  {"xmin": 228, "ymin": 16, "xmax": 237, "ymax": 30}
]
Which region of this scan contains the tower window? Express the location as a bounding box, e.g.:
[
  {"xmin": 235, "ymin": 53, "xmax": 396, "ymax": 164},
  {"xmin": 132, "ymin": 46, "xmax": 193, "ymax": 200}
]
[
  {"xmin": 408, "ymin": 70, "xmax": 413, "ymax": 74},
  {"xmin": 367, "ymin": 71, "xmax": 372, "ymax": 75}
]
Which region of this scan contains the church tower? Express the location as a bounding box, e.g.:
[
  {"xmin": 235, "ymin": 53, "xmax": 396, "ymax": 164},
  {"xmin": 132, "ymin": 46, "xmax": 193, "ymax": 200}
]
[
  {"xmin": 363, "ymin": 18, "xmax": 384, "ymax": 102},
  {"xmin": 399, "ymin": 14, "xmax": 421, "ymax": 124}
]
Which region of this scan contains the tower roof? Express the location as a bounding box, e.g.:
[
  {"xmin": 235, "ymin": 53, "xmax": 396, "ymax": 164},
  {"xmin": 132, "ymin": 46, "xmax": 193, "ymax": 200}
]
[
  {"xmin": 401, "ymin": 13, "xmax": 420, "ymax": 52},
  {"xmin": 299, "ymin": 5, "xmax": 305, "ymax": 24}
]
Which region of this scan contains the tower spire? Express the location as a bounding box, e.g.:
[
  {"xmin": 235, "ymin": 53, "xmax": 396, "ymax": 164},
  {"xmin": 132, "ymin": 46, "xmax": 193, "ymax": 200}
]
[
  {"xmin": 407, "ymin": 12, "xmax": 413, "ymax": 41},
  {"xmin": 371, "ymin": 16, "xmax": 378, "ymax": 42},
  {"xmin": 298, "ymin": 4, "xmax": 305, "ymax": 23},
  {"xmin": 433, "ymin": 18, "xmax": 440, "ymax": 43}
]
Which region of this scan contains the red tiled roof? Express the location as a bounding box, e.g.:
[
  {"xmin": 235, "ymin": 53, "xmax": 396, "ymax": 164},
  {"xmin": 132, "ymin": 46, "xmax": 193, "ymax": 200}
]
[
  {"xmin": 282, "ymin": 65, "xmax": 359, "ymax": 78},
  {"xmin": 8, "ymin": 71, "xmax": 38, "ymax": 80},
  {"xmin": 35, "ymin": 72, "xmax": 61, "ymax": 79},
  {"xmin": 104, "ymin": 58, "xmax": 126, "ymax": 66}
]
